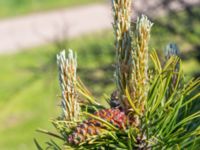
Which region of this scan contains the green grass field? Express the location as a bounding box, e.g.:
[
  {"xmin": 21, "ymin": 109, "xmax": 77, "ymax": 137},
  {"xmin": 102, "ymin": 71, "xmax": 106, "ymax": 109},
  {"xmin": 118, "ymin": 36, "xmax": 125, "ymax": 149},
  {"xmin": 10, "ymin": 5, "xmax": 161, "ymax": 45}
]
[
  {"xmin": 0, "ymin": 7, "xmax": 199, "ymax": 150},
  {"xmin": 0, "ymin": 32, "xmax": 115, "ymax": 149},
  {"xmin": 0, "ymin": 0, "xmax": 104, "ymax": 18}
]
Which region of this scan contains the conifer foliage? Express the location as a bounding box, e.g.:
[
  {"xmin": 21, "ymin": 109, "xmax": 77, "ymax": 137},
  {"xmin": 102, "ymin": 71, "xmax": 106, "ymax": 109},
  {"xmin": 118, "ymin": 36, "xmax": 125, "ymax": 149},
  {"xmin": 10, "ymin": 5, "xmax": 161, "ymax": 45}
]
[{"xmin": 35, "ymin": 0, "xmax": 200, "ymax": 149}]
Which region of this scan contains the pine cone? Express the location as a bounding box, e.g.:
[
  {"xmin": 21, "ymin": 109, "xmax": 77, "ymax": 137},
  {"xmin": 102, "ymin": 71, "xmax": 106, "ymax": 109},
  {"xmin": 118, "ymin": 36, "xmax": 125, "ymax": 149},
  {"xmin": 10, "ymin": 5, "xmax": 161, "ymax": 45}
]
[
  {"xmin": 110, "ymin": 90, "xmax": 121, "ymax": 108},
  {"xmin": 68, "ymin": 108, "xmax": 128, "ymax": 145}
]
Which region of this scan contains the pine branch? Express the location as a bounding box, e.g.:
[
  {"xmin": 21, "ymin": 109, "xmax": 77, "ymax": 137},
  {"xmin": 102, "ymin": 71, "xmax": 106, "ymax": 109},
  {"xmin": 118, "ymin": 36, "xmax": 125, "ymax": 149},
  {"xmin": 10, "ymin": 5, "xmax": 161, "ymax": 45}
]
[
  {"xmin": 112, "ymin": 1, "xmax": 153, "ymax": 115},
  {"xmin": 57, "ymin": 50, "xmax": 80, "ymax": 122},
  {"xmin": 131, "ymin": 15, "xmax": 153, "ymax": 113},
  {"xmin": 112, "ymin": 0, "xmax": 133, "ymax": 111}
]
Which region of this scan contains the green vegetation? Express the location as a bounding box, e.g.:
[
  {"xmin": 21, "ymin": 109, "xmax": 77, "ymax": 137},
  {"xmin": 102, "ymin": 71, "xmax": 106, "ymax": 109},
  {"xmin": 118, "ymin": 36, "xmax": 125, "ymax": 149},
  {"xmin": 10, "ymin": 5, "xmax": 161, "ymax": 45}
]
[
  {"xmin": 0, "ymin": 6, "xmax": 199, "ymax": 150},
  {"xmin": 35, "ymin": 1, "xmax": 200, "ymax": 149},
  {"xmin": 0, "ymin": 32, "xmax": 114, "ymax": 150},
  {"xmin": 151, "ymin": 6, "xmax": 200, "ymax": 78},
  {"xmin": 0, "ymin": 0, "xmax": 104, "ymax": 18}
]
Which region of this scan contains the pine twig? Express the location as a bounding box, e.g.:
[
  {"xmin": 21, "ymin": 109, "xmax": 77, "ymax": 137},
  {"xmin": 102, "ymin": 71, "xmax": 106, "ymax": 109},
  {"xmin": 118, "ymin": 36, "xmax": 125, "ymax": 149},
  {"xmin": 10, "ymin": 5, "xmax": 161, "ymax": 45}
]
[
  {"xmin": 131, "ymin": 15, "xmax": 153, "ymax": 113},
  {"xmin": 112, "ymin": 0, "xmax": 133, "ymax": 111},
  {"xmin": 57, "ymin": 50, "xmax": 80, "ymax": 122}
]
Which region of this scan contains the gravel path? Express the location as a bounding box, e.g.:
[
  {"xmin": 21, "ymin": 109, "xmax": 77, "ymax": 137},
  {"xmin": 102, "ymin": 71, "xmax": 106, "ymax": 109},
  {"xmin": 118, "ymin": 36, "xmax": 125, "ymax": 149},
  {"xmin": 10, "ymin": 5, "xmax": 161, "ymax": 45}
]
[{"xmin": 0, "ymin": 0, "xmax": 199, "ymax": 54}]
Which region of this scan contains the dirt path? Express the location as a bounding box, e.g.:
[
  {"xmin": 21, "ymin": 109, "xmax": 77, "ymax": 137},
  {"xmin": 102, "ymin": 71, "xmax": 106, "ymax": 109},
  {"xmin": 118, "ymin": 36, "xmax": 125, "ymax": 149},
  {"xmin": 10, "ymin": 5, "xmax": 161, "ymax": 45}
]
[
  {"xmin": 0, "ymin": 4, "xmax": 111, "ymax": 54},
  {"xmin": 0, "ymin": 0, "xmax": 199, "ymax": 54}
]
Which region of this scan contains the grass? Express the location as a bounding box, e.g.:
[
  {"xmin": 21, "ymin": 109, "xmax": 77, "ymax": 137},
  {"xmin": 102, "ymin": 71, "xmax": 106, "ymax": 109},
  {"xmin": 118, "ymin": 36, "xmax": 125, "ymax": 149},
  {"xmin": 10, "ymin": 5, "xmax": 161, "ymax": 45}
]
[
  {"xmin": 0, "ymin": 6, "xmax": 199, "ymax": 150},
  {"xmin": 0, "ymin": 32, "xmax": 115, "ymax": 150},
  {"xmin": 0, "ymin": 0, "xmax": 104, "ymax": 18}
]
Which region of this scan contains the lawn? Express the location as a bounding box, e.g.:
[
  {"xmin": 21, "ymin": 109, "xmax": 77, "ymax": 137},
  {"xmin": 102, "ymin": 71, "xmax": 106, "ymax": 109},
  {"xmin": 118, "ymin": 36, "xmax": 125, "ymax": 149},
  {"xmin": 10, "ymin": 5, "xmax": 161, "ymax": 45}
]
[
  {"xmin": 0, "ymin": 0, "xmax": 104, "ymax": 18},
  {"xmin": 0, "ymin": 32, "xmax": 115, "ymax": 150},
  {"xmin": 0, "ymin": 6, "xmax": 199, "ymax": 150}
]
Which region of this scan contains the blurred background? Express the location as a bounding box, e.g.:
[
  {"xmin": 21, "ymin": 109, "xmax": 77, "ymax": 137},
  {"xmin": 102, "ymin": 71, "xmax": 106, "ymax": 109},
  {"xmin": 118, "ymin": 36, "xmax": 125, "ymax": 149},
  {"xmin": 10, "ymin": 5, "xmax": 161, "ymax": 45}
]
[{"xmin": 0, "ymin": 0, "xmax": 199, "ymax": 149}]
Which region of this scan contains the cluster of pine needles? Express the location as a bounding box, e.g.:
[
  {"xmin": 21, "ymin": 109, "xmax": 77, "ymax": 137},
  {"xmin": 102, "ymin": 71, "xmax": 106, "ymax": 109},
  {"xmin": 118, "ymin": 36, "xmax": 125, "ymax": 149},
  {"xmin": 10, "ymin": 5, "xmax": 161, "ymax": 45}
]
[{"xmin": 35, "ymin": 0, "xmax": 200, "ymax": 149}]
